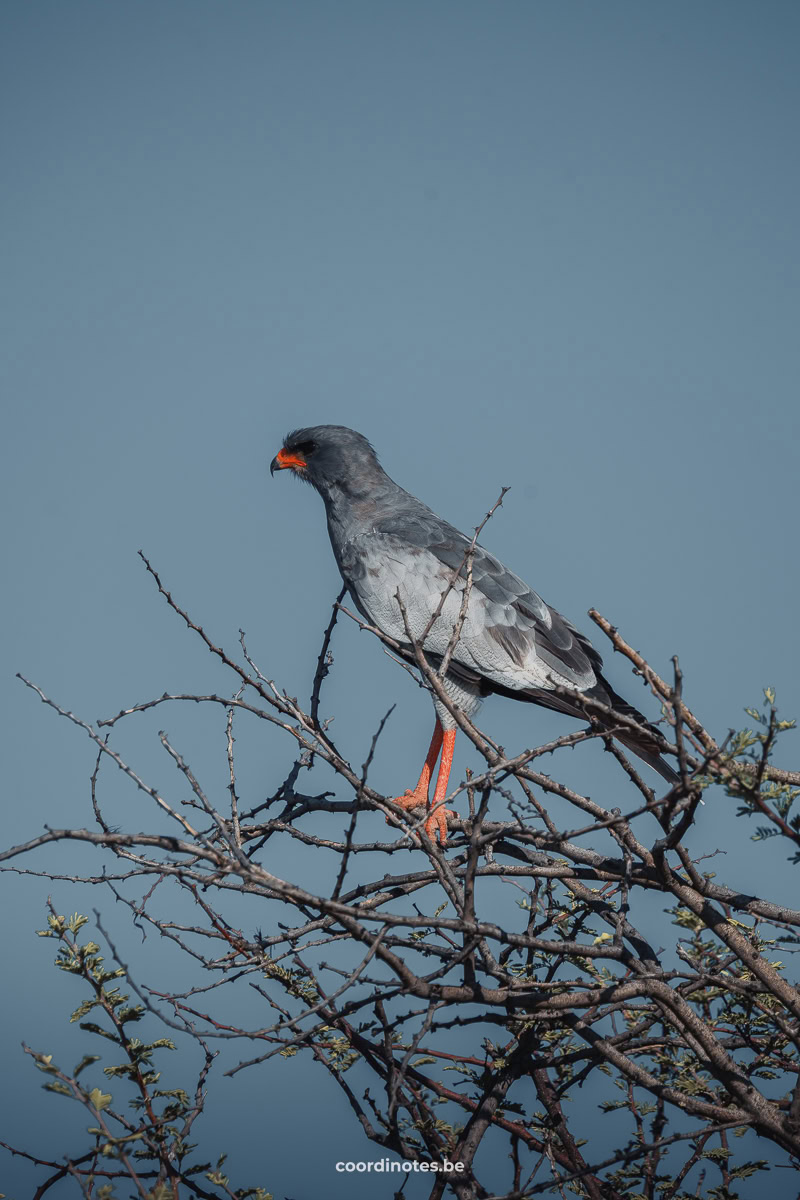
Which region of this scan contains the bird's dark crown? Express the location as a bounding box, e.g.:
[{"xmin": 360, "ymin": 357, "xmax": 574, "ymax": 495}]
[{"xmin": 274, "ymin": 424, "xmax": 384, "ymax": 497}]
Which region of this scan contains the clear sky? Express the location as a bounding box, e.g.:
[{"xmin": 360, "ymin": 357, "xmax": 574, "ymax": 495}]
[{"xmin": 3, "ymin": 2, "xmax": 799, "ymax": 1195}]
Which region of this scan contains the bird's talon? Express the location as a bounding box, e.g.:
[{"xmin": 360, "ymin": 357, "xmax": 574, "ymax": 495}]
[
  {"xmin": 423, "ymin": 807, "xmax": 457, "ymax": 847},
  {"xmin": 386, "ymin": 790, "xmax": 428, "ymax": 824},
  {"xmin": 386, "ymin": 792, "xmax": 457, "ymax": 848}
]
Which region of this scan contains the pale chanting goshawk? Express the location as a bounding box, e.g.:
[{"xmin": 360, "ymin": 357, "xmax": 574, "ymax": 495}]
[{"xmin": 271, "ymin": 425, "xmax": 677, "ymax": 845}]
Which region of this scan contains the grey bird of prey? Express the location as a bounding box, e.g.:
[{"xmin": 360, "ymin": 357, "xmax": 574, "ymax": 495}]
[{"xmin": 271, "ymin": 425, "xmax": 677, "ymax": 844}]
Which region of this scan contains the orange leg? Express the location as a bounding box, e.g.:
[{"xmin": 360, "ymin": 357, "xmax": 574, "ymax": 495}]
[
  {"xmin": 390, "ymin": 720, "xmax": 443, "ymax": 811},
  {"xmin": 390, "ymin": 722, "xmax": 457, "ymax": 846},
  {"xmin": 427, "ymin": 729, "xmax": 457, "ymax": 845}
]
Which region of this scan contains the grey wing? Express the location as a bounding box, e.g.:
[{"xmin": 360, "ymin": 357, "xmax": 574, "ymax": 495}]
[
  {"xmin": 361, "ymin": 507, "xmax": 677, "ymax": 783},
  {"xmin": 372, "ymin": 510, "xmax": 602, "ymax": 694}
]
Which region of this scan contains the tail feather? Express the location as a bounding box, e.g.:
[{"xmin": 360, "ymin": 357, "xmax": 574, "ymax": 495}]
[
  {"xmin": 614, "ymin": 732, "xmax": 679, "ymax": 784},
  {"xmin": 586, "ymin": 679, "xmax": 679, "ymax": 785},
  {"xmin": 501, "ymin": 677, "xmax": 679, "ymax": 786}
]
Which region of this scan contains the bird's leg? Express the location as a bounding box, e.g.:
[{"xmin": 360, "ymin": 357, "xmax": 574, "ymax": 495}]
[
  {"xmin": 389, "ymin": 722, "xmax": 458, "ymax": 846},
  {"xmin": 390, "ymin": 720, "xmax": 444, "ymax": 816},
  {"xmin": 426, "ymin": 728, "xmax": 457, "ymax": 845}
]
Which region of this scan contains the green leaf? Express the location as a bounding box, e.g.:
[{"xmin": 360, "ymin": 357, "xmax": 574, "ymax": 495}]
[
  {"xmin": 729, "ymin": 1160, "xmax": 769, "ymax": 1180},
  {"xmin": 33, "ymin": 1053, "xmax": 59, "ymax": 1075},
  {"xmin": 70, "ymin": 998, "xmax": 100, "ymax": 1023},
  {"xmin": 79, "ymin": 1022, "xmax": 121, "ymax": 1043},
  {"xmin": 116, "ymin": 1006, "xmax": 145, "ymax": 1024},
  {"xmin": 73, "ymin": 1054, "xmax": 101, "ymax": 1078},
  {"xmin": 88, "ymin": 1087, "xmax": 113, "ymax": 1112},
  {"xmin": 43, "ymin": 1081, "xmax": 72, "ymax": 1096}
]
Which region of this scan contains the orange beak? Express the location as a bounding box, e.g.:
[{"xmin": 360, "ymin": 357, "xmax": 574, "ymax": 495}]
[{"xmin": 270, "ymin": 447, "xmax": 308, "ymax": 474}]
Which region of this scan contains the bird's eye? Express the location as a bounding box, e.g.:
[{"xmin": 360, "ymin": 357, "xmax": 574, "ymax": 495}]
[{"xmin": 294, "ymin": 440, "xmax": 316, "ymax": 456}]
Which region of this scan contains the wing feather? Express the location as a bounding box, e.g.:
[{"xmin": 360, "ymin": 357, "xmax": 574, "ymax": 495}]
[{"xmin": 370, "ymin": 512, "xmax": 600, "ymax": 692}]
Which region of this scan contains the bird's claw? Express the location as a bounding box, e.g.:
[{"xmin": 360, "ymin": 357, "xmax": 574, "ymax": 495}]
[
  {"xmin": 422, "ymin": 805, "xmax": 456, "ymax": 847},
  {"xmin": 387, "ymin": 791, "xmax": 456, "ymax": 847},
  {"xmin": 389, "ymin": 789, "xmax": 427, "ymax": 812}
]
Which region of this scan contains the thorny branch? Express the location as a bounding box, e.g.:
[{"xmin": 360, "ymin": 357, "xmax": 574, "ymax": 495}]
[{"xmin": 4, "ymin": 540, "xmax": 800, "ymax": 1200}]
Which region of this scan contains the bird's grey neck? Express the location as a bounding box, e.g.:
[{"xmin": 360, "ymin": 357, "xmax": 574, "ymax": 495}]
[
  {"xmin": 318, "ymin": 475, "xmax": 398, "ymax": 544},
  {"xmin": 317, "ymin": 469, "xmax": 396, "ymax": 510}
]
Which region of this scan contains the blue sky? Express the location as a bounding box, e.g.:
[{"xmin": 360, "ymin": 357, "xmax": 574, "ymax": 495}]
[{"xmin": 3, "ymin": 2, "xmax": 799, "ymax": 1195}]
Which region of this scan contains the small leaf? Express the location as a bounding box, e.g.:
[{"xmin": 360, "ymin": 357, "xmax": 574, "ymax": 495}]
[
  {"xmin": 73, "ymin": 1054, "xmax": 101, "ymax": 1078},
  {"xmin": 88, "ymin": 1087, "xmax": 112, "ymax": 1112}
]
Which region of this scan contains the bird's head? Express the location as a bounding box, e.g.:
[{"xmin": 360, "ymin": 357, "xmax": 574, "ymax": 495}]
[{"xmin": 270, "ymin": 425, "xmax": 384, "ymax": 499}]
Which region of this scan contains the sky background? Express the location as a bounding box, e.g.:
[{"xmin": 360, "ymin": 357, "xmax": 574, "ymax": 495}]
[{"xmin": 2, "ymin": 2, "xmax": 799, "ymax": 1196}]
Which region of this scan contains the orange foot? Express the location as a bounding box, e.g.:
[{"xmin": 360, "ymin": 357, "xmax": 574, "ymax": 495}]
[
  {"xmin": 389, "ymin": 788, "xmax": 456, "ymax": 846},
  {"xmin": 385, "ymin": 723, "xmax": 458, "ymax": 847}
]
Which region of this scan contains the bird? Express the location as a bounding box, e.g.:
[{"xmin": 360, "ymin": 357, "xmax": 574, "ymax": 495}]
[{"xmin": 271, "ymin": 425, "xmax": 677, "ymax": 845}]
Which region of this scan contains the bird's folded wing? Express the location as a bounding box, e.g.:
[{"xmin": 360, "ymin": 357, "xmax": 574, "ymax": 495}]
[{"xmin": 348, "ymin": 512, "xmax": 602, "ymax": 695}]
